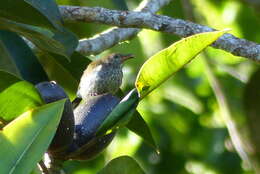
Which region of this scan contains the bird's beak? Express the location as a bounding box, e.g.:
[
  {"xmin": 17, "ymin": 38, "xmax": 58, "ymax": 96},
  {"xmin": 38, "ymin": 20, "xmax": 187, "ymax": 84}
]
[{"xmin": 121, "ymin": 54, "xmax": 134, "ymax": 62}]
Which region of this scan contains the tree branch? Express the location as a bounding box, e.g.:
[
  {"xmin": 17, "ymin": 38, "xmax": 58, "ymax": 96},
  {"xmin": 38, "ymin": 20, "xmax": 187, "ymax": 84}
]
[
  {"xmin": 59, "ymin": 5, "xmax": 260, "ymax": 62},
  {"xmin": 61, "ymin": 0, "xmax": 172, "ymax": 56}
]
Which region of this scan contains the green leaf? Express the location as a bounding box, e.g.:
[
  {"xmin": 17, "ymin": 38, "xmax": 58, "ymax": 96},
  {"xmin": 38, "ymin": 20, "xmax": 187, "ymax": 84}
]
[
  {"xmin": 97, "ymin": 89, "xmax": 139, "ymax": 136},
  {"xmin": 0, "ymin": 18, "xmax": 78, "ymax": 58},
  {"xmin": 243, "ymin": 68, "xmax": 260, "ymax": 158},
  {"xmin": 0, "ymin": 81, "xmax": 44, "ymax": 121},
  {"xmin": 98, "ymin": 156, "xmax": 145, "ymax": 174},
  {"xmin": 0, "ymin": 38, "xmax": 20, "ymax": 76},
  {"xmin": 0, "ymin": 30, "xmax": 49, "ymax": 84},
  {"xmin": 0, "ymin": 100, "xmax": 65, "ymax": 174},
  {"xmin": 37, "ymin": 52, "xmax": 80, "ymax": 99},
  {"xmin": 37, "ymin": 51, "xmax": 91, "ymax": 99},
  {"xmin": 0, "ymin": 0, "xmax": 62, "ymax": 30},
  {"xmin": 0, "ymin": 70, "xmax": 21, "ymax": 92},
  {"xmin": 135, "ymin": 30, "xmax": 228, "ymax": 98},
  {"xmin": 44, "ymin": 52, "xmax": 92, "ymax": 81},
  {"xmin": 127, "ymin": 111, "xmax": 158, "ymax": 152}
]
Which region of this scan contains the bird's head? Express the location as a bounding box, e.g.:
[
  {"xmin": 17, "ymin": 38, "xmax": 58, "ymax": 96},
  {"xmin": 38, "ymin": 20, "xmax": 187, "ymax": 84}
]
[
  {"xmin": 105, "ymin": 53, "xmax": 134, "ymax": 65},
  {"xmin": 85, "ymin": 53, "xmax": 134, "ymax": 74}
]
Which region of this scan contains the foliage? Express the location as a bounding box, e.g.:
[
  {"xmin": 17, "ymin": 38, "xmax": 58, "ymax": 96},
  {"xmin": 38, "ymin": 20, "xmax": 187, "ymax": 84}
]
[
  {"xmin": 0, "ymin": 0, "xmax": 259, "ymax": 174},
  {"xmin": 0, "ymin": 100, "xmax": 65, "ymax": 174}
]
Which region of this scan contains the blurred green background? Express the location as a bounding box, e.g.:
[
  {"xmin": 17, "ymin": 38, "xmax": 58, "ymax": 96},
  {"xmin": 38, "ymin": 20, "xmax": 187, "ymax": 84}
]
[{"xmin": 56, "ymin": 0, "xmax": 260, "ymax": 173}]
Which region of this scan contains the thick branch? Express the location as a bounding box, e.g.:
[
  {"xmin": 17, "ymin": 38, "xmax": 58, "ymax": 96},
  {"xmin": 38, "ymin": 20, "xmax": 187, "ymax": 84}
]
[
  {"xmin": 60, "ymin": 5, "xmax": 260, "ymax": 62},
  {"xmin": 62, "ymin": 0, "xmax": 171, "ymax": 56}
]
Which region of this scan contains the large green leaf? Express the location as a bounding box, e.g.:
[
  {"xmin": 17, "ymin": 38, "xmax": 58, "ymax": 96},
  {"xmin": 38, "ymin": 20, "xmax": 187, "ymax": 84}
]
[
  {"xmin": 37, "ymin": 52, "xmax": 81, "ymax": 99},
  {"xmin": 0, "ymin": 81, "xmax": 44, "ymax": 121},
  {"xmin": 0, "ymin": 70, "xmax": 21, "ymax": 92},
  {"xmin": 0, "ymin": 100, "xmax": 65, "ymax": 174},
  {"xmin": 42, "ymin": 52, "xmax": 91, "ymax": 81},
  {"xmin": 127, "ymin": 111, "xmax": 158, "ymax": 151},
  {"xmin": 98, "ymin": 156, "xmax": 145, "ymax": 174},
  {"xmin": 0, "ymin": 30, "xmax": 49, "ymax": 84},
  {"xmin": 37, "ymin": 51, "xmax": 91, "ymax": 99},
  {"xmin": 0, "ymin": 0, "xmax": 62, "ymax": 30},
  {"xmin": 97, "ymin": 89, "xmax": 139, "ymax": 136},
  {"xmin": 0, "ymin": 18, "xmax": 78, "ymax": 58},
  {"xmin": 135, "ymin": 30, "xmax": 228, "ymax": 98}
]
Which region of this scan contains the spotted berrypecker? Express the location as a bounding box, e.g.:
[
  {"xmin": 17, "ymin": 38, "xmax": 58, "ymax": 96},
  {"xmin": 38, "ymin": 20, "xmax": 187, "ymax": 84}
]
[{"xmin": 77, "ymin": 53, "xmax": 134, "ymax": 100}]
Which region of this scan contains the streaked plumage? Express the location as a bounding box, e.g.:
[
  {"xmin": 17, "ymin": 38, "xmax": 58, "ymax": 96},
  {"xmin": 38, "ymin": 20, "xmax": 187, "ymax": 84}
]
[{"xmin": 77, "ymin": 53, "xmax": 133, "ymax": 100}]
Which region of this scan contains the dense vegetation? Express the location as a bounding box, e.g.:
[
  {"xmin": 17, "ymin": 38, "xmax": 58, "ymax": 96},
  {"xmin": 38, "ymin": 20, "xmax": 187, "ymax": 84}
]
[{"xmin": 0, "ymin": 0, "xmax": 259, "ymax": 174}]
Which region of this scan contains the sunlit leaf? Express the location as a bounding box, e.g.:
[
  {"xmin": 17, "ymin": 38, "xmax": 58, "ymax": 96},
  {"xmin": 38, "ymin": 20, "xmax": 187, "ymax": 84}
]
[
  {"xmin": 0, "ymin": 30, "xmax": 48, "ymax": 84},
  {"xmin": 0, "ymin": 100, "xmax": 65, "ymax": 174},
  {"xmin": 0, "ymin": 81, "xmax": 44, "ymax": 121},
  {"xmin": 0, "ymin": 70, "xmax": 21, "ymax": 92},
  {"xmin": 97, "ymin": 89, "xmax": 139, "ymax": 135},
  {"xmin": 98, "ymin": 156, "xmax": 145, "ymax": 174},
  {"xmin": 135, "ymin": 30, "xmax": 228, "ymax": 98}
]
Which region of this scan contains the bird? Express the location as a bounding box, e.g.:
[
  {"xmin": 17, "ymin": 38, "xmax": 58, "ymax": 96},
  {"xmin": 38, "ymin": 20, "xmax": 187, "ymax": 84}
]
[{"xmin": 76, "ymin": 53, "xmax": 134, "ymax": 101}]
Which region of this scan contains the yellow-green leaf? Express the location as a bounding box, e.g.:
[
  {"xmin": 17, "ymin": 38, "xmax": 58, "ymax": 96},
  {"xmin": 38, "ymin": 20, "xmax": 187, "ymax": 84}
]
[
  {"xmin": 0, "ymin": 100, "xmax": 65, "ymax": 174},
  {"xmin": 135, "ymin": 30, "xmax": 228, "ymax": 98},
  {"xmin": 0, "ymin": 81, "xmax": 44, "ymax": 121}
]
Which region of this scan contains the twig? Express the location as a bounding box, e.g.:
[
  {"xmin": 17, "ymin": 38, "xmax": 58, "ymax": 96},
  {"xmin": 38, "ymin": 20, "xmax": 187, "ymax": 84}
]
[
  {"xmin": 59, "ymin": 5, "xmax": 260, "ymax": 62},
  {"xmin": 68, "ymin": 0, "xmax": 172, "ymax": 56}
]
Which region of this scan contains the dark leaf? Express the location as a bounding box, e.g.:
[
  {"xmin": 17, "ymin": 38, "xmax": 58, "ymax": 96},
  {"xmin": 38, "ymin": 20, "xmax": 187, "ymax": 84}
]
[
  {"xmin": 0, "ymin": 0, "xmax": 62, "ymax": 30},
  {"xmin": 96, "ymin": 89, "xmax": 139, "ymax": 135},
  {"xmin": 37, "ymin": 52, "xmax": 80, "ymax": 99},
  {"xmin": 0, "ymin": 70, "xmax": 21, "ymax": 92},
  {"xmin": 48, "ymin": 52, "xmax": 91, "ymax": 81},
  {"xmin": 243, "ymin": 68, "xmax": 260, "ymax": 159},
  {"xmin": 0, "ymin": 18, "xmax": 78, "ymax": 58},
  {"xmin": 0, "ymin": 30, "xmax": 48, "ymax": 84},
  {"xmin": 127, "ymin": 111, "xmax": 158, "ymax": 152}
]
